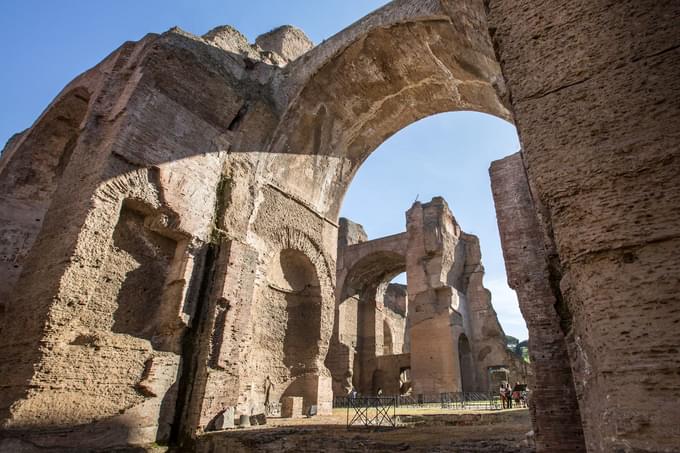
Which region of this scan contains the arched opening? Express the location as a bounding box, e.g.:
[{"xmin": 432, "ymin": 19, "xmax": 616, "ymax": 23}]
[
  {"xmin": 266, "ymin": 2, "xmax": 513, "ymax": 220},
  {"xmin": 329, "ymin": 243, "xmax": 406, "ymax": 395},
  {"xmin": 336, "ymin": 111, "xmax": 528, "ymax": 396},
  {"xmin": 267, "ymin": 5, "xmax": 528, "ymax": 401},
  {"xmin": 458, "ymin": 334, "xmax": 475, "ymax": 392},
  {"xmin": 260, "ymin": 248, "xmax": 323, "ymax": 411}
]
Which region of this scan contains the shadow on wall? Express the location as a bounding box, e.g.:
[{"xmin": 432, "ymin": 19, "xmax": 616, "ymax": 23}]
[
  {"xmin": 266, "ymin": 249, "xmax": 323, "ymax": 410},
  {"xmin": 458, "ymin": 333, "xmax": 475, "ymax": 392},
  {"xmin": 0, "ymin": 86, "xmax": 92, "ymax": 424},
  {"xmin": 111, "ymin": 201, "xmax": 177, "ymax": 347},
  {"xmin": 383, "ymin": 320, "xmax": 393, "ymax": 356}
]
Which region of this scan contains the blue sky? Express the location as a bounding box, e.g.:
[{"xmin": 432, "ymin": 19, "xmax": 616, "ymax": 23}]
[
  {"xmin": 343, "ymin": 113, "xmax": 527, "ymax": 339},
  {"xmin": 0, "ymin": 1, "xmax": 527, "ymax": 339}
]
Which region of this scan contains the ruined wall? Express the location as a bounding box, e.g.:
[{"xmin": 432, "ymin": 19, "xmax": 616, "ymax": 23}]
[
  {"xmin": 382, "ymin": 284, "xmax": 408, "ymax": 355},
  {"xmin": 406, "ymin": 198, "xmax": 526, "ymax": 395},
  {"xmin": 406, "ymin": 198, "xmax": 467, "ymax": 395},
  {"xmin": 0, "ymin": 25, "xmax": 333, "ymax": 451},
  {"xmin": 330, "ymin": 219, "xmax": 408, "ymax": 395},
  {"xmin": 0, "ymin": 0, "xmax": 676, "ymax": 451},
  {"xmin": 373, "ymin": 353, "xmax": 411, "ymax": 396},
  {"xmin": 333, "ymin": 198, "xmax": 526, "ymax": 398},
  {"xmin": 487, "ymin": 1, "xmax": 680, "ymax": 451},
  {"xmin": 0, "ymin": 87, "xmax": 90, "ymax": 319},
  {"xmin": 491, "ymin": 153, "xmax": 585, "ymax": 453},
  {"xmin": 460, "ymin": 232, "xmax": 529, "ymax": 391}
]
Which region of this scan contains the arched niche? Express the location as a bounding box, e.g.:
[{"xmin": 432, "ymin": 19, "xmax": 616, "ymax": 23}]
[
  {"xmin": 458, "ymin": 333, "xmax": 475, "ymax": 392},
  {"xmin": 257, "ymin": 248, "xmax": 323, "ymax": 411}
]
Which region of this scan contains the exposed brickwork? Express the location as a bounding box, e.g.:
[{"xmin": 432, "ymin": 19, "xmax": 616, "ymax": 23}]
[
  {"xmin": 487, "ymin": 1, "xmax": 680, "ymax": 450},
  {"xmin": 0, "ymin": 1, "xmax": 676, "ymax": 451},
  {"xmin": 491, "ymin": 153, "xmax": 585, "ymax": 452}
]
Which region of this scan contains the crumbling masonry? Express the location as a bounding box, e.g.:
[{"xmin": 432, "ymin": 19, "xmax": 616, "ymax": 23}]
[
  {"xmin": 0, "ymin": 1, "xmax": 678, "ymax": 452},
  {"xmin": 329, "ymin": 197, "xmax": 527, "ymax": 398}
]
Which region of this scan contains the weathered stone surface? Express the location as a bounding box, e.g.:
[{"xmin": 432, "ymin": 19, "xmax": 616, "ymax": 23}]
[
  {"xmin": 255, "ymin": 26, "xmax": 313, "ymax": 64},
  {"xmin": 491, "ymin": 153, "xmax": 585, "ymax": 453},
  {"xmin": 330, "ymin": 198, "xmax": 527, "ymax": 398},
  {"xmin": 0, "ymin": 0, "xmax": 676, "ymax": 451},
  {"xmin": 280, "ymin": 396, "xmax": 303, "ymax": 419},
  {"xmin": 406, "ymin": 199, "xmax": 527, "ymax": 396},
  {"xmin": 487, "ymin": 1, "xmax": 680, "ymax": 451}
]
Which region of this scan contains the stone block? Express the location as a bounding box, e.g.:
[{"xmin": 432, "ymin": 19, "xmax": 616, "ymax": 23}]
[
  {"xmin": 211, "ymin": 407, "xmax": 235, "ymax": 430},
  {"xmin": 281, "ymin": 397, "xmax": 303, "ymax": 418}
]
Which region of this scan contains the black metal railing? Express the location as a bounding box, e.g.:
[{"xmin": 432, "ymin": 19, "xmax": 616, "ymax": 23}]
[
  {"xmin": 335, "ymin": 392, "xmax": 502, "ymax": 411},
  {"xmin": 440, "ymin": 392, "xmax": 501, "ymax": 410},
  {"xmin": 346, "ymin": 396, "xmax": 396, "ymax": 428}
]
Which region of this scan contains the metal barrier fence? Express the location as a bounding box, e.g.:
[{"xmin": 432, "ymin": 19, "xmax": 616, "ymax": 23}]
[
  {"xmin": 440, "ymin": 392, "xmax": 501, "ymax": 410},
  {"xmin": 335, "ymin": 392, "xmax": 502, "ymax": 411},
  {"xmin": 346, "ymin": 396, "xmax": 396, "ymax": 428}
]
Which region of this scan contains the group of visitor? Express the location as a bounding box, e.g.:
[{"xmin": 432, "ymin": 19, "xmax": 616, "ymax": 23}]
[{"xmin": 500, "ymin": 382, "xmax": 527, "ymax": 408}]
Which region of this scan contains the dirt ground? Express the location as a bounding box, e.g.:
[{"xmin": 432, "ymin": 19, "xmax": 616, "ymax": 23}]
[{"xmin": 192, "ymin": 408, "xmax": 534, "ymax": 453}]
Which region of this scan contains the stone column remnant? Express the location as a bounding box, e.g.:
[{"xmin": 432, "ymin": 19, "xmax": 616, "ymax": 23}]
[{"xmin": 491, "ymin": 153, "xmax": 586, "ymax": 453}]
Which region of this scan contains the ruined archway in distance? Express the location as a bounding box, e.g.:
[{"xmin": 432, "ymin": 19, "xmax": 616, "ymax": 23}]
[
  {"xmin": 339, "ymin": 109, "xmax": 525, "ymax": 341},
  {"xmin": 333, "ymin": 110, "xmax": 528, "ymax": 399},
  {"xmin": 330, "ymin": 248, "xmax": 406, "ymax": 395}
]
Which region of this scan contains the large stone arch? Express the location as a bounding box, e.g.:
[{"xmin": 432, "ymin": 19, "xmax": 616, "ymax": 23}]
[
  {"xmin": 259, "ymin": 1, "xmax": 582, "ymax": 450},
  {"xmin": 331, "ymin": 247, "xmax": 406, "ymax": 395},
  {"xmin": 264, "ymin": 0, "xmax": 512, "ymax": 219},
  {"xmin": 0, "ymin": 1, "xmax": 675, "ymax": 452}
]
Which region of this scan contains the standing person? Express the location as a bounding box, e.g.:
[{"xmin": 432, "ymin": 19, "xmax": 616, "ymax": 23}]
[
  {"xmin": 512, "ymin": 382, "xmax": 522, "ymax": 407},
  {"xmin": 264, "ymin": 376, "xmax": 274, "ymax": 411},
  {"xmin": 500, "ymin": 382, "xmax": 508, "ymax": 409},
  {"xmin": 505, "ymin": 383, "xmax": 513, "ymax": 409}
]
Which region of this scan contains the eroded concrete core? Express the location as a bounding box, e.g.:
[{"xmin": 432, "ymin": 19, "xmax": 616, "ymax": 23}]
[
  {"xmin": 0, "ymin": 0, "xmax": 678, "ymax": 452},
  {"xmin": 329, "ymin": 197, "xmax": 527, "ymax": 398}
]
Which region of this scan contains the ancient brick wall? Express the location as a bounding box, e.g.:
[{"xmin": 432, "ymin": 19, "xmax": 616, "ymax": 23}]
[
  {"xmin": 0, "ymin": 25, "xmax": 334, "ymax": 450},
  {"xmin": 382, "ymin": 284, "xmax": 408, "ymax": 355},
  {"xmin": 491, "ymin": 153, "xmax": 586, "ymax": 452},
  {"xmin": 487, "ymin": 1, "xmax": 680, "ymax": 450},
  {"xmin": 0, "ymin": 0, "xmax": 676, "ymax": 451}
]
